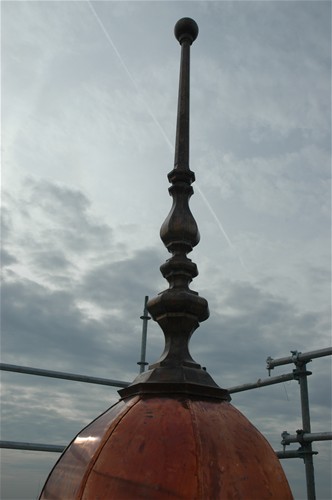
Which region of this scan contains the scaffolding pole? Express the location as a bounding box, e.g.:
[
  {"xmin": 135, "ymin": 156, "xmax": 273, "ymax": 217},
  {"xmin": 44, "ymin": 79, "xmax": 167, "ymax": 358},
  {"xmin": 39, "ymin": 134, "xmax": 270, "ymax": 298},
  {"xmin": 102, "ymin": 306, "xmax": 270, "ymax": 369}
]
[
  {"xmin": 266, "ymin": 347, "xmax": 332, "ymax": 371},
  {"xmin": 0, "ymin": 440, "xmax": 66, "ymax": 453},
  {"xmin": 281, "ymin": 432, "xmax": 332, "ymax": 445},
  {"xmin": 0, "ymin": 363, "xmax": 129, "ymax": 388},
  {"xmin": 4, "ymin": 439, "xmax": 316, "ymax": 460},
  {"xmin": 266, "ymin": 348, "xmax": 332, "ymax": 500},
  {"xmin": 227, "ymin": 372, "xmax": 295, "ymax": 394},
  {"xmin": 296, "ymin": 362, "xmax": 316, "ymax": 500},
  {"xmin": 137, "ymin": 296, "xmax": 150, "ymax": 373},
  {"xmin": 276, "ymin": 449, "xmax": 318, "ymax": 460}
]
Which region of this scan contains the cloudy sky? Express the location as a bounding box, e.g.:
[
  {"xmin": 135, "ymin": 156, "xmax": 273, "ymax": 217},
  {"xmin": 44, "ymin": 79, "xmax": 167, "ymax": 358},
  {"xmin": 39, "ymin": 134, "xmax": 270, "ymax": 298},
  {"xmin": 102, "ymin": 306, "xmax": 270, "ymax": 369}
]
[{"xmin": 1, "ymin": 1, "xmax": 331, "ymax": 498}]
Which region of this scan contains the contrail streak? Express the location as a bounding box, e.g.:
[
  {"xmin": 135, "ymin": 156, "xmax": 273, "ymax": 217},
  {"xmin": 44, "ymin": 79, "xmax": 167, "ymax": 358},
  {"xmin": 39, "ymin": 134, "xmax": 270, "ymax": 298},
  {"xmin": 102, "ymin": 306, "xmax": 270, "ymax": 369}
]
[
  {"xmin": 87, "ymin": 0, "xmax": 173, "ymax": 151},
  {"xmin": 86, "ymin": 0, "xmax": 246, "ymax": 272},
  {"xmin": 195, "ymin": 184, "xmax": 247, "ymax": 272}
]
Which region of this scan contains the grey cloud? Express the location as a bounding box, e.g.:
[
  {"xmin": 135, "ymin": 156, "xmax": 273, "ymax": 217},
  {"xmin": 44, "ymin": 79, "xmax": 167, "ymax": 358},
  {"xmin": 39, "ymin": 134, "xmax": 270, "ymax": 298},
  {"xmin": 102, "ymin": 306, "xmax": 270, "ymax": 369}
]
[
  {"xmin": 2, "ymin": 276, "xmax": 131, "ymax": 376},
  {"xmin": 193, "ymin": 2, "xmax": 330, "ymax": 140},
  {"xmin": 1, "ymin": 248, "xmax": 17, "ymax": 267},
  {"xmin": 198, "ymin": 146, "xmax": 330, "ymax": 223},
  {"xmin": 2, "ymin": 178, "xmax": 166, "ymax": 382},
  {"xmin": 2, "ymin": 179, "xmax": 118, "ymax": 292},
  {"xmin": 307, "ymin": 265, "xmax": 332, "ymax": 288},
  {"xmin": 1, "ymin": 245, "xmax": 166, "ymax": 383},
  {"xmin": 1, "ymin": 204, "xmax": 12, "ymax": 240},
  {"xmin": 79, "ymin": 247, "xmax": 164, "ymax": 312},
  {"xmin": 1, "ymin": 375, "xmax": 119, "ymax": 444},
  {"xmin": 23, "ymin": 179, "xmax": 112, "ymax": 252},
  {"xmin": 192, "ymin": 280, "xmax": 330, "ymax": 385},
  {"xmin": 29, "ymin": 249, "xmax": 72, "ymax": 271}
]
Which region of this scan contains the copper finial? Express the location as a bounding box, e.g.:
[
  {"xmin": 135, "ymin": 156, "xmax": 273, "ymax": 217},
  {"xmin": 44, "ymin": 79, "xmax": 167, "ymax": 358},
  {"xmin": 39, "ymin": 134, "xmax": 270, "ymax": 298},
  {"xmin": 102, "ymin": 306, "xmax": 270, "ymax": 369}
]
[
  {"xmin": 120, "ymin": 19, "xmax": 229, "ymax": 400},
  {"xmin": 39, "ymin": 19, "xmax": 293, "ymax": 500}
]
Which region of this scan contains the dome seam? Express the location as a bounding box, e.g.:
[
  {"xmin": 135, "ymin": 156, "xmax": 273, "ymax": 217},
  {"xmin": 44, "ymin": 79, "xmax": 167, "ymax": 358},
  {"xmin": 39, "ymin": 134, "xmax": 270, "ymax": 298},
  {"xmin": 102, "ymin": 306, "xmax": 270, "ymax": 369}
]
[{"xmin": 78, "ymin": 396, "xmax": 140, "ymax": 498}]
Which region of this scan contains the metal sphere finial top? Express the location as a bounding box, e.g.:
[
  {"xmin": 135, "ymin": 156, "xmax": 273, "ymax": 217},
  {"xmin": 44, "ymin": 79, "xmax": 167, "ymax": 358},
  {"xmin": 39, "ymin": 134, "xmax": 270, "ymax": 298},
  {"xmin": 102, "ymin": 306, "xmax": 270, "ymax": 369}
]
[{"xmin": 174, "ymin": 17, "xmax": 199, "ymax": 44}]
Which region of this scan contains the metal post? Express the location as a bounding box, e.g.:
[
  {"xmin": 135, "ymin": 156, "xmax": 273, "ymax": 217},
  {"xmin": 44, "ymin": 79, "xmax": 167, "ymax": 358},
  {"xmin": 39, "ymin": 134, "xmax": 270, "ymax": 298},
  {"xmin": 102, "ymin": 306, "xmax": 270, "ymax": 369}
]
[
  {"xmin": 294, "ymin": 361, "xmax": 316, "ymax": 500},
  {"xmin": 137, "ymin": 296, "xmax": 150, "ymax": 373}
]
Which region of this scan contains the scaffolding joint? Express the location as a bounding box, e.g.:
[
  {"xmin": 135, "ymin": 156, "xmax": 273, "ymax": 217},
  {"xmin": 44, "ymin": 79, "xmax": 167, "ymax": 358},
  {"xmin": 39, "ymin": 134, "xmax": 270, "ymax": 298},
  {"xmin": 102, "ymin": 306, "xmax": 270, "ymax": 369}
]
[
  {"xmin": 281, "ymin": 430, "xmax": 290, "ymax": 450},
  {"xmin": 266, "ymin": 356, "xmax": 273, "ymax": 376},
  {"xmin": 297, "ymin": 445, "xmax": 319, "ymax": 463},
  {"xmin": 290, "ymin": 350, "xmax": 301, "ymax": 363},
  {"xmin": 296, "ymin": 429, "xmax": 305, "ymax": 445},
  {"xmin": 292, "ymin": 366, "xmax": 312, "ymax": 382}
]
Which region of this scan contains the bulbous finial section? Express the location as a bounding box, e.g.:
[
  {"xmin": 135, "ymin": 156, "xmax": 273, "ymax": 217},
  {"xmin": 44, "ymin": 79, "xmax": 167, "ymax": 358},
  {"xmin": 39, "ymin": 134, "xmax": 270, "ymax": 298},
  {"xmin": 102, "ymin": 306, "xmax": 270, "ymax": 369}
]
[
  {"xmin": 174, "ymin": 17, "xmax": 199, "ymax": 45},
  {"xmin": 119, "ymin": 15, "xmax": 229, "ymax": 402}
]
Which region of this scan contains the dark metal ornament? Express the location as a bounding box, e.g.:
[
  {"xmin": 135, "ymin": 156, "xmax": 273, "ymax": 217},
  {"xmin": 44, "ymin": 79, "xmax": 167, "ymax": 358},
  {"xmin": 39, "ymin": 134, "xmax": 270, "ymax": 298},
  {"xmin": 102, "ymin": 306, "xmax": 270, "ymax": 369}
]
[{"xmin": 120, "ymin": 18, "xmax": 228, "ymax": 401}]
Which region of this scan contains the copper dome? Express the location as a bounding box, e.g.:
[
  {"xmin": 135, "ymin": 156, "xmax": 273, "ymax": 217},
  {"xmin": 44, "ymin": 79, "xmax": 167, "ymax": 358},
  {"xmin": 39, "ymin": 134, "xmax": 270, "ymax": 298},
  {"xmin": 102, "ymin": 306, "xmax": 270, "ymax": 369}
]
[
  {"xmin": 40, "ymin": 18, "xmax": 293, "ymax": 499},
  {"xmin": 41, "ymin": 396, "xmax": 292, "ymax": 499}
]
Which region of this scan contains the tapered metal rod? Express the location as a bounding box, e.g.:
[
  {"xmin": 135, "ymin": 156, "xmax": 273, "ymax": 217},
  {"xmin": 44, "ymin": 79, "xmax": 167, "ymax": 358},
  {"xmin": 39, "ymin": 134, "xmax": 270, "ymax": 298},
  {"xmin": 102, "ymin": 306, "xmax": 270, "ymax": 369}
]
[
  {"xmin": 0, "ymin": 363, "xmax": 129, "ymax": 388},
  {"xmin": 267, "ymin": 347, "xmax": 332, "ymax": 370},
  {"xmin": 174, "ymin": 36, "xmax": 191, "ymax": 170}
]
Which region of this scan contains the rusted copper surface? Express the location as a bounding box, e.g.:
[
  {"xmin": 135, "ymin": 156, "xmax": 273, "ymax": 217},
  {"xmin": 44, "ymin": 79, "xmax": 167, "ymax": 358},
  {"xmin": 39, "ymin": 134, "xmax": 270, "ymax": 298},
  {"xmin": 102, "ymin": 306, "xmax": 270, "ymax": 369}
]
[
  {"xmin": 40, "ymin": 397, "xmax": 139, "ymax": 499},
  {"xmin": 40, "ymin": 395, "xmax": 293, "ymax": 499}
]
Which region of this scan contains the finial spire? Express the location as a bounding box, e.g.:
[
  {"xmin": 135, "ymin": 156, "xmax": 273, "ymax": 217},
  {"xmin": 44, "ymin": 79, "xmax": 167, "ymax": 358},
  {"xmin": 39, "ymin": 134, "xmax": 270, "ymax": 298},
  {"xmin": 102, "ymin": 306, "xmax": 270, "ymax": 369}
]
[
  {"xmin": 173, "ymin": 18, "xmax": 198, "ymax": 174},
  {"xmin": 119, "ymin": 19, "xmax": 229, "ymax": 401}
]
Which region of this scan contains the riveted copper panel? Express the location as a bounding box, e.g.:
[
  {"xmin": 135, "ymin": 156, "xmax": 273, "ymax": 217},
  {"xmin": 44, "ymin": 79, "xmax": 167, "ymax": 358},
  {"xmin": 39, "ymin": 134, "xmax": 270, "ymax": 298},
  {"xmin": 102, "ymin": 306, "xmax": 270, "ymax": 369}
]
[
  {"xmin": 40, "ymin": 396, "xmax": 139, "ymax": 499},
  {"xmin": 188, "ymin": 399, "xmax": 292, "ymax": 499},
  {"xmin": 82, "ymin": 396, "xmax": 198, "ymax": 499},
  {"xmin": 40, "ymin": 395, "xmax": 292, "ymax": 499}
]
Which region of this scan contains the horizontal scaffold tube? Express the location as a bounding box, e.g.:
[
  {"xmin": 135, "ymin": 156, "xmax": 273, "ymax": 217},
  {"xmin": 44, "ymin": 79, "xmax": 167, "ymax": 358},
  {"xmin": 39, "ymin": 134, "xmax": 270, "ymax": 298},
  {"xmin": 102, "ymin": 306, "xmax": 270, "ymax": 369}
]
[
  {"xmin": 0, "ymin": 363, "xmax": 130, "ymax": 388},
  {"xmin": 267, "ymin": 347, "xmax": 332, "ymax": 369},
  {"xmin": 282, "ymin": 432, "xmax": 332, "ymax": 445},
  {"xmin": 0, "ymin": 441, "xmax": 66, "ymax": 453},
  {"xmin": 227, "ymin": 372, "xmax": 295, "ymax": 394},
  {"xmin": 3, "ymin": 440, "xmax": 297, "ymax": 460},
  {"xmin": 276, "ymin": 450, "xmax": 318, "ymax": 460}
]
